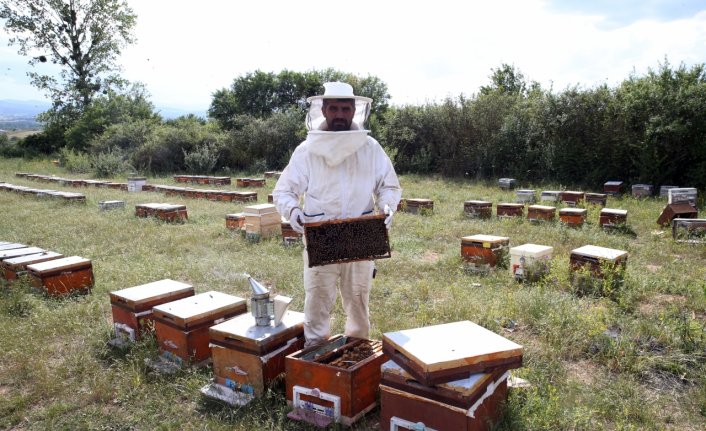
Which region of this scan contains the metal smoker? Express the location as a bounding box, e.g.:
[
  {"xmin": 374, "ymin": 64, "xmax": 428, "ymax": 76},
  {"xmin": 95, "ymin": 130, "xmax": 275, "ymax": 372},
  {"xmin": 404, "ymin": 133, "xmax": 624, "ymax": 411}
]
[{"xmin": 248, "ymin": 275, "xmax": 275, "ymax": 326}]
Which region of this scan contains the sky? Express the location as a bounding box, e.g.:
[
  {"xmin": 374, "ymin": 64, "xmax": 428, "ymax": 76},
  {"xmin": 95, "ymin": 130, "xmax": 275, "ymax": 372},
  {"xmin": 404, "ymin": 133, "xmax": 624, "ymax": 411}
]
[{"xmin": 1, "ymin": 0, "xmax": 705, "ymax": 113}]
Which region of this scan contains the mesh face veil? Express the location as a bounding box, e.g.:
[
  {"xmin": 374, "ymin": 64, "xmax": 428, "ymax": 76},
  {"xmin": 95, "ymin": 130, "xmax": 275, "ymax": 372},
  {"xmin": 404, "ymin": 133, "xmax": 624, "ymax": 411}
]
[{"xmin": 305, "ymin": 82, "xmax": 372, "ymax": 131}]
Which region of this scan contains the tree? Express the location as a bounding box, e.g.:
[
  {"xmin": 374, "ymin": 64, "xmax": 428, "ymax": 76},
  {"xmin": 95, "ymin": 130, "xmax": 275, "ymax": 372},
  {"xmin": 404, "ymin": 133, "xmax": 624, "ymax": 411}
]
[{"xmin": 0, "ymin": 0, "xmax": 137, "ymax": 117}]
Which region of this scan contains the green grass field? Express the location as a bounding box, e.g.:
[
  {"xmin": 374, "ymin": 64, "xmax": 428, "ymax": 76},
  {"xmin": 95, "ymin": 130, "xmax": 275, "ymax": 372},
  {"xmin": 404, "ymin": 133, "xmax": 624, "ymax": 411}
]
[{"xmin": 1, "ymin": 157, "xmax": 705, "ymax": 430}]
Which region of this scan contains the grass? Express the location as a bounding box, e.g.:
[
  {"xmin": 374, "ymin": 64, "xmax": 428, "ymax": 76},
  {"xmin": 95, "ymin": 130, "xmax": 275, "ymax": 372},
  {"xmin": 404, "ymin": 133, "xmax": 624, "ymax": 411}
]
[{"xmin": 1, "ymin": 157, "xmax": 705, "ymax": 430}]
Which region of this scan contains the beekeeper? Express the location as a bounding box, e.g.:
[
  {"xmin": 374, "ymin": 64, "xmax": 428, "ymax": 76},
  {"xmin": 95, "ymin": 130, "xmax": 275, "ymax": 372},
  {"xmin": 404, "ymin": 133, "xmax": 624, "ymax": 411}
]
[{"xmin": 273, "ymin": 82, "xmax": 402, "ymax": 347}]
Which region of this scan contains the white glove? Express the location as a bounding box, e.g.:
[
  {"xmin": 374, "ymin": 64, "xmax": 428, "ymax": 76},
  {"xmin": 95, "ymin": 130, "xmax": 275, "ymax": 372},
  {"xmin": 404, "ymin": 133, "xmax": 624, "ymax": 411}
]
[
  {"xmin": 289, "ymin": 207, "xmax": 305, "ymax": 234},
  {"xmin": 384, "ymin": 204, "xmax": 394, "ymax": 230}
]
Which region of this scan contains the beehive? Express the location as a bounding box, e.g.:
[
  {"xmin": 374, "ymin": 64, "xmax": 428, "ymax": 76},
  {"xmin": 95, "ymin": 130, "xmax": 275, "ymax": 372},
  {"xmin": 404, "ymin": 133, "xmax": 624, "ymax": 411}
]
[
  {"xmin": 672, "ymin": 218, "xmax": 706, "ymax": 243},
  {"xmin": 243, "ymin": 203, "xmax": 281, "ymax": 241},
  {"xmin": 461, "ymin": 235, "xmax": 509, "ymax": 271},
  {"xmin": 569, "ymin": 245, "xmax": 628, "ymax": 295},
  {"xmin": 153, "ymin": 291, "xmax": 247, "ymax": 365},
  {"xmin": 463, "ymin": 200, "xmax": 492, "ymax": 219},
  {"xmin": 382, "ymin": 321, "xmax": 523, "ymax": 386},
  {"xmin": 599, "ymin": 208, "xmax": 628, "ymax": 228},
  {"xmin": 657, "ymin": 203, "xmax": 698, "ymax": 227},
  {"xmin": 585, "ymin": 192, "xmax": 607, "ymax": 206},
  {"xmin": 527, "ymin": 205, "xmax": 556, "ymax": 222},
  {"xmin": 509, "ymin": 243, "xmax": 553, "ymax": 282},
  {"xmin": 109, "ymin": 279, "xmax": 195, "ymax": 342},
  {"xmin": 631, "ymin": 184, "xmax": 653, "ymax": 198},
  {"xmin": 26, "ymin": 256, "xmax": 94, "ymax": 296},
  {"xmin": 603, "ymin": 181, "xmax": 624, "ymax": 195},
  {"xmin": 401, "ymin": 198, "xmax": 434, "ymax": 214},
  {"xmin": 515, "ymin": 189, "xmax": 536, "ymax": 204},
  {"xmin": 559, "ymin": 191, "xmax": 585, "ymax": 207},
  {"xmin": 540, "ymin": 190, "xmax": 561, "ymax": 202},
  {"xmin": 380, "ymin": 361, "xmax": 509, "ymax": 431},
  {"xmin": 207, "ymin": 311, "xmax": 305, "ymax": 402},
  {"xmin": 2, "ymin": 251, "xmax": 63, "ymax": 281},
  {"xmin": 286, "ymin": 335, "xmax": 387, "ymax": 426},
  {"xmin": 498, "ymin": 178, "xmax": 516, "ymax": 190},
  {"xmin": 496, "ymin": 203, "xmax": 523, "ymax": 218},
  {"xmin": 668, "ymin": 188, "xmax": 698, "ymax": 206},
  {"xmin": 559, "ymin": 207, "xmax": 587, "ymax": 227}
]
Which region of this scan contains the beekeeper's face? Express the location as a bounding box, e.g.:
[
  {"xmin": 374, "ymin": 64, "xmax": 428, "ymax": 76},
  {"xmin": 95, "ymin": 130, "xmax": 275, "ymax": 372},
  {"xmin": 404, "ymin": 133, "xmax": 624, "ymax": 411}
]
[{"xmin": 322, "ymin": 99, "xmax": 356, "ymax": 131}]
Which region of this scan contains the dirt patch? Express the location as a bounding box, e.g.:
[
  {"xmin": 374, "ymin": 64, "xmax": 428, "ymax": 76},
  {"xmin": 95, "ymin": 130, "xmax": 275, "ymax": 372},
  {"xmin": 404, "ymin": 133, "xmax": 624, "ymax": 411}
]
[
  {"xmin": 566, "ymin": 360, "xmax": 601, "ymax": 386},
  {"xmin": 420, "ymin": 251, "xmax": 439, "ymax": 263},
  {"xmin": 637, "ymin": 294, "xmax": 687, "ymax": 316},
  {"xmin": 645, "ymin": 264, "xmax": 661, "ymax": 273}
]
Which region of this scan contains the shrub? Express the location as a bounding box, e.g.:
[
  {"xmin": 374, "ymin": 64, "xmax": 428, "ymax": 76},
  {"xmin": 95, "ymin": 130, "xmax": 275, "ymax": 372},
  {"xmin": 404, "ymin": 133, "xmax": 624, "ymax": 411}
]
[
  {"xmin": 60, "ymin": 148, "xmax": 92, "ymax": 173},
  {"xmin": 92, "ymin": 148, "xmax": 131, "ymax": 177},
  {"xmin": 183, "ymin": 143, "xmax": 221, "ymax": 174}
]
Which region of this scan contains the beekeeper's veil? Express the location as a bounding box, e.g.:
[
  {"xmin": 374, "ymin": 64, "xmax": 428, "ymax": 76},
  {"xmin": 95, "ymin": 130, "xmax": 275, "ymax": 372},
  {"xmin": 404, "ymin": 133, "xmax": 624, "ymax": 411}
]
[{"xmin": 306, "ymin": 82, "xmax": 372, "ymax": 131}]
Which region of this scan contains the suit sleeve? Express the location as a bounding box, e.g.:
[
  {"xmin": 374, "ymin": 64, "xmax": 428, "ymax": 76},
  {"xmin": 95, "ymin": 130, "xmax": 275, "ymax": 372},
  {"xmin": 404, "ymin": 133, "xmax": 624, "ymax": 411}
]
[{"xmin": 273, "ymin": 146, "xmax": 308, "ymax": 220}]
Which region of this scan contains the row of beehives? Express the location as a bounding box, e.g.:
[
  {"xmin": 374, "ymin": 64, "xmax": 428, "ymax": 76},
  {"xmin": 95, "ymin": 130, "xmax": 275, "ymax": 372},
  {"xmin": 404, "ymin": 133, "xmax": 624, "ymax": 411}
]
[
  {"xmin": 498, "ymin": 178, "xmax": 693, "ymax": 199},
  {"xmin": 0, "ymin": 241, "xmax": 94, "ymax": 296},
  {"xmin": 106, "ymin": 274, "xmax": 522, "ymax": 430},
  {"xmin": 15, "ymin": 172, "xmax": 131, "ymax": 190},
  {"xmin": 461, "ymin": 234, "xmax": 627, "ymax": 284},
  {"xmin": 0, "ymin": 181, "xmax": 86, "ymax": 202}
]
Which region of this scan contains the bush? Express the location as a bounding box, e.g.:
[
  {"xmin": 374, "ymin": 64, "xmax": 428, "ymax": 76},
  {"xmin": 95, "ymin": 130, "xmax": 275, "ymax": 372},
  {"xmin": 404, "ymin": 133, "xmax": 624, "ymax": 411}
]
[
  {"xmin": 92, "ymin": 148, "xmax": 131, "ymax": 177},
  {"xmin": 60, "ymin": 148, "xmax": 93, "ymax": 173},
  {"xmin": 183, "ymin": 143, "xmax": 221, "ymax": 174}
]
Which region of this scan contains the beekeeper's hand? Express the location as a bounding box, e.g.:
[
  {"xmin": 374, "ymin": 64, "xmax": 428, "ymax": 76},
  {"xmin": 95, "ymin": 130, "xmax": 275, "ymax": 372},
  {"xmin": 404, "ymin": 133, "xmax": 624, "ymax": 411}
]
[
  {"xmin": 384, "ymin": 204, "xmax": 394, "ymax": 230},
  {"xmin": 289, "ymin": 207, "xmax": 305, "ymax": 234}
]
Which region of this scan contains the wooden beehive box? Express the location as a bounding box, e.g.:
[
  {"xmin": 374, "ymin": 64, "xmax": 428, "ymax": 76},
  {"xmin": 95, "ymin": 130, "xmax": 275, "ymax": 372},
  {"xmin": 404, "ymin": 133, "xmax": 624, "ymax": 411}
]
[
  {"xmin": 153, "ymin": 291, "xmax": 246, "ymax": 365},
  {"xmin": 208, "ymin": 311, "xmax": 305, "ymax": 397},
  {"xmin": 672, "ymin": 218, "xmax": 706, "ymax": 243},
  {"xmin": 604, "ymin": 181, "xmax": 624, "ymax": 195},
  {"xmin": 660, "ymin": 185, "xmax": 679, "ymax": 198},
  {"xmin": 0, "ymin": 246, "xmax": 45, "ymax": 262},
  {"xmin": 569, "ymin": 245, "xmax": 628, "ymax": 280},
  {"xmin": 2, "ymin": 251, "xmax": 63, "ymax": 281},
  {"xmin": 173, "ymin": 175, "xmax": 189, "ymax": 183},
  {"xmin": 0, "ymin": 242, "xmax": 26, "ymax": 251},
  {"xmin": 233, "ymin": 191, "xmax": 257, "ymax": 202},
  {"xmin": 540, "ymin": 190, "xmax": 561, "ymax": 202},
  {"xmin": 402, "ymin": 198, "xmax": 434, "ymax": 214},
  {"xmin": 243, "ymin": 203, "xmax": 281, "ymax": 240},
  {"xmin": 304, "ymin": 214, "xmax": 390, "ymax": 267},
  {"xmin": 509, "ymin": 243, "xmax": 553, "ymax": 282},
  {"xmin": 155, "ymin": 204, "xmax": 188, "ymax": 223},
  {"xmin": 267, "ymin": 193, "xmax": 274, "ymax": 203},
  {"xmin": 281, "ymin": 219, "xmax": 302, "ymax": 241},
  {"xmin": 559, "ymin": 191, "xmax": 585, "ymax": 207},
  {"xmin": 135, "ymin": 203, "xmax": 166, "ymax": 218},
  {"xmin": 515, "ymin": 189, "xmax": 536, "ymax": 204},
  {"xmin": 109, "ymin": 279, "xmax": 195, "ymax": 342},
  {"xmin": 57, "ymin": 192, "xmax": 86, "ymax": 203},
  {"xmin": 463, "ymin": 200, "xmax": 492, "ymax": 219},
  {"xmin": 498, "ymin": 178, "xmax": 516, "ymax": 190},
  {"xmin": 225, "ymin": 213, "xmax": 246, "ymax": 231},
  {"xmin": 631, "ymin": 184, "xmax": 653, "ymax": 198},
  {"xmin": 527, "ymin": 204, "xmax": 556, "ymax": 222},
  {"xmin": 461, "ymin": 235, "xmax": 509, "ymax": 271},
  {"xmin": 380, "ymin": 360, "xmax": 509, "ymax": 431},
  {"xmin": 585, "ymin": 192, "xmax": 607, "ymax": 206},
  {"xmin": 559, "ymin": 207, "xmax": 587, "ymax": 227},
  {"xmin": 382, "ymin": 321, "xmax": 523, "ymax": 386},
  {"xmin": 285, "ymin": 335, "xmax": 387, "ymax": 426},
  {"xmin": 26, "ymin": 256, "xmax": 94, "ymax": 296},
  {"xmin": 98, "ymin": 200, "xmax": 125, "ymax": 211},
  {"xmin": 599, "ymin": 208, "xmax": 628, "ymax": 228},
  {"xmin": 496, "ymin": 203, "xmax": 523, "ymax": 218},
  {"xmin": 668, "ymin": 187, "xmax": 698, "ymax": 206},
  {"xmin": 657, "ymin": 203, "xmax": 698, "ymax": 227}
]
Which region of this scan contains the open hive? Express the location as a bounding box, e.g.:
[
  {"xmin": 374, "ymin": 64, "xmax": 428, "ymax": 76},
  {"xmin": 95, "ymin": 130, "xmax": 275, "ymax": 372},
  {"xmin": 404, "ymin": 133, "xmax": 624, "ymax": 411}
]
[
  {"xmin": 286, "ymin": 336, "xmax": 387, "ymax": 426},
  {"xmin": 304, "ymin": 214, "xmax": 390, "ymax": 267}
]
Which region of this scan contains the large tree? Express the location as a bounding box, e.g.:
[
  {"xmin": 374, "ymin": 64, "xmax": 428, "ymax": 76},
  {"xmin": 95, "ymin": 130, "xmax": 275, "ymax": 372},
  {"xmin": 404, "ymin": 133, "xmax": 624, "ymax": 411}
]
[{"xmin": 0, "ymin": 0, "xmax": 137, "ymax": 117}]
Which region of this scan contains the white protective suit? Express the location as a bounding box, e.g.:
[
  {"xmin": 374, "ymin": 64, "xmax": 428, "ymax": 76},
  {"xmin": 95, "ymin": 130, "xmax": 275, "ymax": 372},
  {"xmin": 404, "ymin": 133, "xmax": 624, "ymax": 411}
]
[{"xmin": 273, "ymin": 120, "xmax": 401, "ymax": 347}]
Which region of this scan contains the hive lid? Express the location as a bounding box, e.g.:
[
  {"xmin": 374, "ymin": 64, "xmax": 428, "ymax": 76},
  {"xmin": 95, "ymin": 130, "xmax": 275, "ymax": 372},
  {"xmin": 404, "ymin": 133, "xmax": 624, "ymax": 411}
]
[
  {"xmin": 560, "ymin": 208, "xmax": 587, "ymax": 214},
  {"xmin": 382, "ymin": 320, "xmax": 522, "ymax": 386},
  {"xmin": 461, "ymin": 234, "xmax": 509, "ymax": 244},
  {"xmin": 2, "ymin": 251, "xmax": 63, "ymax": 267},
  {"xmin": 601, "ymin": 208, "xmax": 628, "ymax": 216},
  {"xmin": 110, "ymin": 279, "xmax": 194, "ymax": 306},
  {"xmin": 209, "ymin": 310, "xmax": 305, "ymax": 347},
  {"xmin": 26, "ymin": 256, "xmax": 91, "ymax": 272},
  {"xmin": 510, "ymin": 243, "xmax": 553, "ymax": 255},
  {"xmin": 528, "ymin": 205, "xmax": 556, "ymax": 211},
  {"xmin": 0, "ymin": 243, "xmax": 26, "ymax": 251},
  {"xmin": 571, "ymin": 245, "xmax": 627, "ymax": 260},
  {"xmin": 0, "ymin": 246, "xmax": 45, "ymax": 260},
  {"xmin": 152, "ymin": 291, "xmax": 245, "ymax": 322}
]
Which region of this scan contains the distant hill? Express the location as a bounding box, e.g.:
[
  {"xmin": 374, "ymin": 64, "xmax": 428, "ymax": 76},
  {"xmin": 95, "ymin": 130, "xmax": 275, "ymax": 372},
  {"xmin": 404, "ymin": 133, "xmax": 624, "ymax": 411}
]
[{"xmin": 0, "ymin": 99, "xmax": 207, "ymax": 131}]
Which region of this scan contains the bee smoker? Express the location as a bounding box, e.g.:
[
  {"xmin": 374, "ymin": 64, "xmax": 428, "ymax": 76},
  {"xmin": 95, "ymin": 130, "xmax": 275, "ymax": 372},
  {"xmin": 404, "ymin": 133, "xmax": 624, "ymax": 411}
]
[{"xmin": 248, "ymin": 275, "xmax": 275, "ymax": 326}]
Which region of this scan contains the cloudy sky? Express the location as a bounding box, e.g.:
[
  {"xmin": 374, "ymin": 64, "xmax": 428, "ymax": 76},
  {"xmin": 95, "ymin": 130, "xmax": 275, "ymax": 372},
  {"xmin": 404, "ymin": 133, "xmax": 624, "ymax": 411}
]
[{"xmin": 1, "ymin": 0, "xmax": 705, "ymax": 112}]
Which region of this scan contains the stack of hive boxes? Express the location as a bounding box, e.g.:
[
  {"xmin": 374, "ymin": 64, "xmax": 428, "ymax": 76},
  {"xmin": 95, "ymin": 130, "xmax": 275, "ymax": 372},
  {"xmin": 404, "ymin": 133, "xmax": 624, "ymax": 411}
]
[
  {"xmin": 379, "ymin": 321, "xmax": 523, "ymax": 431},
  {"xmin": 243, "ymin": 204, "xmax": 282, "ymax": 240}
]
